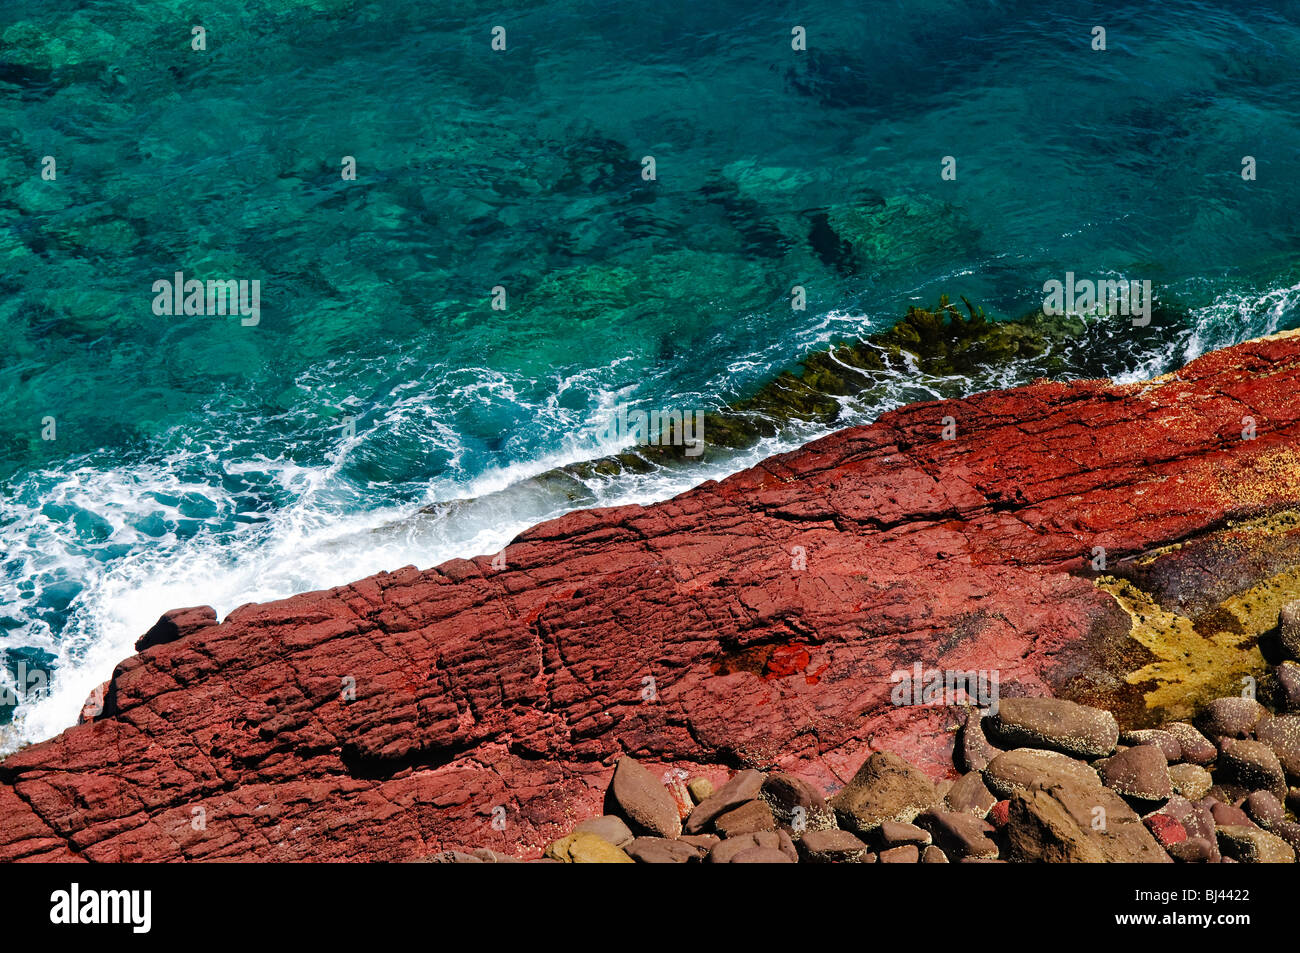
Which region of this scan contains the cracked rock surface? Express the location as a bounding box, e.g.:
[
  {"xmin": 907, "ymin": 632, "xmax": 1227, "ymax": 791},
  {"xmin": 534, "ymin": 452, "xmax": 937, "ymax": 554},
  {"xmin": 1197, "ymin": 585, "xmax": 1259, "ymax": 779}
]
[{"xmin": 5, "ymin": 331, "xmax": 1300, "ymax": 861}]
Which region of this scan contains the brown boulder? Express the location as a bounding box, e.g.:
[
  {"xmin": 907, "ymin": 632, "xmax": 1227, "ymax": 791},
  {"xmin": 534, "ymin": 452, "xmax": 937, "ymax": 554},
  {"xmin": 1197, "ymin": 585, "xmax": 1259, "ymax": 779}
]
[
  {"xmin": 685, "ymin": 769, "xmax": 765, "ymax": 834},
  {"xmin": 713, "ymin": 800, "xmax": 776, "ymax": 838},
  {"xmin": 731, "ymin": 846, "xmax": 794, "ymax": 863},
  {"xmin": 983, "ymin": 748, "xmax": 1100, "ymax": 799},
  {"xmin": 574, "ymin": 814, "xmax": 634, "ymax": 848},
  {"xmin": 1279, "ymin": 600, "xmax": 1300, "ymax": 661},
  {"xmin": 1004, "ymin": 776, "xmax": 1172, "ymax": 863},
  {"xmin": 877, "ymin": 821, "xmax": 932, "ymax": 847},
  {"xmin": 1120, "ymin": 729, "xmax": 1182, "ymax": 763},
  {"xmin": 1215, "ymin": 825, "xmax": 1295, "ymax": 863},
  {"xmin": 610, "ymin": 757, "xmax": 682, "ymax": 838},
  {"xmin": 707, "ymin": 828, "xmax": 799, "ymax": 863},
  {"xmin": 1277, "ymin": 662, "xmax": 1300, "ymax": 712},
  {"xmin": 1256, "ymin": 714, "xmax": 1300, "ymax": 780},
  {"xmin": 625, "ymin": 836, "xmax": 700, "ymax": 863},
  {"xmin": 829, "ymin": 752, "xmax": 940, "ymax": 836},
  {"xmin": 797, "ymin": 829, "xmax": 873, "ymax": 863},
  {"xmin": 760, "ymin": 772, "xmax": 834, "ymax": 832},
  {"xmin": 878, "ymin": 844, "xmax": 919, "ymax": 863},
  {"xmin": 1168, "ymin": 763, "xmax": 1213, "ymax": 800},
  {"xmin": 1098, "ymin": 745, "xmax": 1172, "ymax": 802},
  {"xmin": 915, "ymin": 809, "xmax": 999, "ymax": 860},
  {"xmin": 1196, "ymin": 697, "xmax": 1266, "ymax": 740},
  {"xmin": 946, "ymin": 771, "xmax": 997, "ymax": 817},
  {"xmin": 1163, "ymin": 722, "xmax": 1217, "ymax": 765},
  {"xmin": 1217, "ymin": 739, "xmax": 1287, "ymax": 800},
  {"xmin": 957, "ymin": 708, "xmax": 1002, "ymax": 772},
  {"xmin": 987, "ymin": 697, "xmax": 1118, "ymax": 759}
]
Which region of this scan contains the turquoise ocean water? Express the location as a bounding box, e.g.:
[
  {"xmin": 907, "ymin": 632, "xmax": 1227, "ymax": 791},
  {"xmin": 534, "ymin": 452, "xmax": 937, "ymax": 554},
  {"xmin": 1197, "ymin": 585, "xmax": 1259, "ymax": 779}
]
[{"xmin": 4, "ymin": 0, "xmax": 1300, "ymax": 749}]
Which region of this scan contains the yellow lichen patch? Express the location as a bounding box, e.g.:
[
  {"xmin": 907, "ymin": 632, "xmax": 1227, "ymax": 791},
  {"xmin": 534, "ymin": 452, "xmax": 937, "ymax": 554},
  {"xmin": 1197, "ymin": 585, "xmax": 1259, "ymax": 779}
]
[
  {"xmin": 1131, "ymin": 540, "xmax": 1186, "ymax": 567},
  {"xmin": 1222, "ymin": 508, "xmax": 1300, "ymax": 535},
  {"xmin": 1217, "ymin": 563, "xmax": 1300, "ymax": 642},
  {"xmin": 1095, "ymin": 576, "xmax": 1266, "ymax": 722},
  {"xmin": 1221, "ymin": 447, "xmax": 1300, "ymax": 509}
]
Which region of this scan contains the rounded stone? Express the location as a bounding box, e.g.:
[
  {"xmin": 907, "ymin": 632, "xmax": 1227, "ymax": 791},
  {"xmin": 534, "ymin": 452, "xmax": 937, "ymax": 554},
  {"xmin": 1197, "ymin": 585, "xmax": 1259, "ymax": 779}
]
[{"xmin": 987, "ymin": 697, "xmax": 1118, "ymax": 758}]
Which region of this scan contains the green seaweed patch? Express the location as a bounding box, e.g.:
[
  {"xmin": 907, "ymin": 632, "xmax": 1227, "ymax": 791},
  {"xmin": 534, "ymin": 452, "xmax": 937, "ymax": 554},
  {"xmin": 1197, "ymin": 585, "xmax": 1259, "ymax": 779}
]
[{"xmin": 423, "ymin": 297, "xmax": 1097, "ymax": 512}]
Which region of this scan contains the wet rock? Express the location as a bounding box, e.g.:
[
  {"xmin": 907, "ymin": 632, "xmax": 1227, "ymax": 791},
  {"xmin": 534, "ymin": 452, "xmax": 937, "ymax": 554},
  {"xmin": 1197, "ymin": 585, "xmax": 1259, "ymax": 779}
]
[
  {"xmin": 1217, "ymin": 739, "xmax": 1287, "ymax": 800},
  {"xmin": 1098, "ymin": 745, "xmax": 1171, "ymax": 802},
  {"xmin": 983, "ymin": 748, "xmax": 1100, "ymax": 799},
  {"xmin": 829, "ymin": 751, "xmax": 940, "ymax": 836},
  {"xmin": 986, "ymin": 697, "xmax": 1118, "ymax": 759},
  {"xmin": 685, "ymin": 769, "xmax": 765, "ymax": 834},
  {"xmin": 1163, "ymin": 722, "xmax": 1217, "ymax": 765},
  {"xmin": 610, "ymin": 757, "xmax": 682, "ymax": 838},
  {"xmin": 797, "ymin": 829, "xmax": 873, "ymax": 863},
  {"xmin": 574, "ymin": 814, "xmax": 634, "ymax": 848},
  {"xmin": 1215, "ymin": 825, "xmax": 1296, "ymax": 863},
  {"xmin": 545, "ymin": 832, "xmax": 634, "ymax": 863},
  {"xmin": 945, "ymin": 771, "xmax": 997, "ymax": 817},
  {"xmin": 1197, "ymin": 697, "xmax": 1266, "ymax": 740},
  {"xmin": 1168, "ymin": 763, "xmax": 1213, "ymax": 801},
  {"xmin": 713, "ymin": 799, "xmax": 776, "ymax": 838}
]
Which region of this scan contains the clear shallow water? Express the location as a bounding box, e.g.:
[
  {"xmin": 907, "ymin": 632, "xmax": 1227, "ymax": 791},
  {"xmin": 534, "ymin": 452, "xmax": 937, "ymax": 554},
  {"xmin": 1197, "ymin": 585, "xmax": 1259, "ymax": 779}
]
[{"xmin": 4, "ymin": 0, "xmax": 1300, "ymax": 750}]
